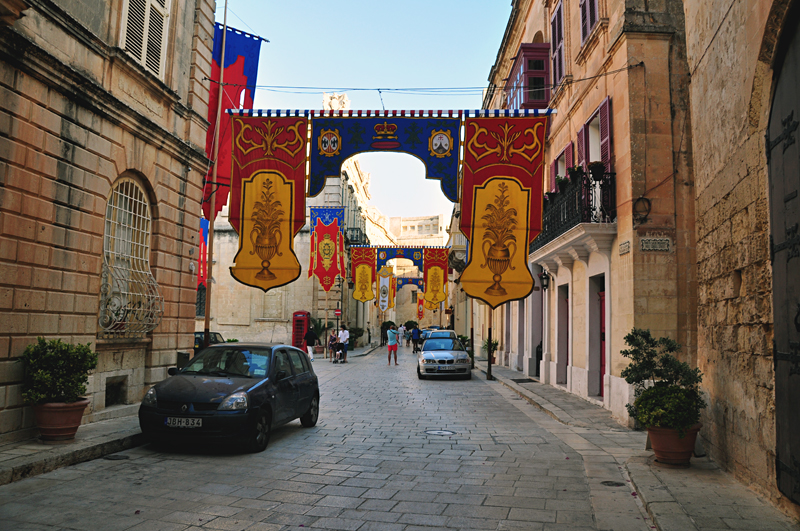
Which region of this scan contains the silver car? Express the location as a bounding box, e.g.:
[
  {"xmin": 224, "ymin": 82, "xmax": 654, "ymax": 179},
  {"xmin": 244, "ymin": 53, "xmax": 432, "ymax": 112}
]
[{"xmin": 417, "ymin": 337, "xmax": 472, "ymax": 380}]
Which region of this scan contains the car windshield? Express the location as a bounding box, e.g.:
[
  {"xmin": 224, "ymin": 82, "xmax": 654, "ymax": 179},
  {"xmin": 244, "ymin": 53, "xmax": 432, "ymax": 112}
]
[
  {"xmin": 182, "ymin": 348, "xmax": 270, "ymax": 378},
  {"xmin": 423, "ymin": 339, "xmax": 465, "ymax": 351}
]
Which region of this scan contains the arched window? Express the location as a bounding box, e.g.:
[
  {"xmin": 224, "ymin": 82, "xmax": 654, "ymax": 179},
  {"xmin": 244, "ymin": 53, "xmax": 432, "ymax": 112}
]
[{"xmin": 98, "ymin": 177, "xmax": 163, "ymax": 338}]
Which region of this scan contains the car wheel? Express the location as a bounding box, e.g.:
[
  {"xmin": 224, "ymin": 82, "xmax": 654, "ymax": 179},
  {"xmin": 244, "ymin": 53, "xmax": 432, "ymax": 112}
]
[
  {"xmin": 464, "ymin": 371, "xmax": 472, "ymax": 380},
  {"xmin": 417, "ymin": 366, "xmax": 426, "ymax": 380},
  {"xmin": 300, "ymin": 395, "xmax": 319, "ymax": 427},
  {"xmin": 246, "ymin": 409, "xmax": 271, "ymax": 453}
]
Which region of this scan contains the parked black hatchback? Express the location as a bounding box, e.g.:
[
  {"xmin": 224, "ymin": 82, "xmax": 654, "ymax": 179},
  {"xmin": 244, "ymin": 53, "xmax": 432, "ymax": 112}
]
[{"xmin": 139, "ymin": 343, "xmax": 319, "ymax": 452}]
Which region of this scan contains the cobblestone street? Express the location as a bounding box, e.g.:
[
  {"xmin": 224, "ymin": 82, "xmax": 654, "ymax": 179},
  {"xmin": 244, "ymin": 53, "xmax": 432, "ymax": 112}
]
[{"xmin": 0, "ymin": 345, "xmax": 659, "ymax": 531}]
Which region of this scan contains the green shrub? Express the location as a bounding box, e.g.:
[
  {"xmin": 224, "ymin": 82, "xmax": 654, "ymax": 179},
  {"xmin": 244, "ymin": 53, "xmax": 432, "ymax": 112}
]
[
  {"xmin": 20, "ymin": 338, "xmax": 98, "ymax": 405},
  {"xmin": 621, "ymin": 328, "xmax": 705, "ymax": 437},
  {"xmin": 349, "ymin": 327, "xmax": 364, "ymax": 348},
  {"xmin": 225, "ymin": 338, "xmax": 239, "ymax": 343},
  {"xmin": 482, "ymin": 337, "xmax": 499, "ymax": 357}
]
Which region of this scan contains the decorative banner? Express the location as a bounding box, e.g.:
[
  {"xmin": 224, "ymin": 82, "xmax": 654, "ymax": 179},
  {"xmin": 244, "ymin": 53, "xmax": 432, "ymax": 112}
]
[
  {"xmin": 229, "ymin": 116, "xmax": 307, "ymax": 292},
  {"xmin": 198, "ymin": 218, "xmax": 209, "ymax": 287},
  {"xmin": 459, "ymin": 117, "xmax": 547, "ymax": 308},
  {"xmin": 310, "ymin": 116, "xmax": 461, "ymax": 202},
  {"xmin": 397, "ymin": 277, "xmax": 424, "ymax": 289},
  {"xmin": 417, "ymin": 293, "xmax": 424, "ymax": 320},
  {"xmin": 389, "ymin": 276, "xmax": 397, "ymax": 309},
  {"xmin": 424, "ymin": 299, "xmax": 439, "ymax": 311},
  {"xmin": 309, "ymin": 208, "xmax": 346, "ymax": 292},
  {"xmin": 423, "ymin": 248, "xmax": 449, "ymax": 304},
  {"xmin": 202, "ymin": 24, "xmax": 262, "ymax": 222},
  {"xmin": 378, "ymin": 266, "xmax": 392, "ymax": 312},
  {"xmin": 377, "ymin": 247, "xmax": 425, "ymax": 270},
  {"xmin": 351, "ymin": 246, "xmax": 377, "ymax": 302}
]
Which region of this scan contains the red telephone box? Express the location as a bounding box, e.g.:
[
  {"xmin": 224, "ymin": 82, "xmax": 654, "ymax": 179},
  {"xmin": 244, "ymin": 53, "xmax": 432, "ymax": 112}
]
[{"xmin": 292, "ymin": 311, "xmax": 310, "ymax": 349}]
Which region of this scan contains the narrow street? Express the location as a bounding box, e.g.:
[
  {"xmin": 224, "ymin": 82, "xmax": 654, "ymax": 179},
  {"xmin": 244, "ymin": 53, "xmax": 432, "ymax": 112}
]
[{"xmin": 0, "ymin": 345, "xmax": 652, "ymax": 531}]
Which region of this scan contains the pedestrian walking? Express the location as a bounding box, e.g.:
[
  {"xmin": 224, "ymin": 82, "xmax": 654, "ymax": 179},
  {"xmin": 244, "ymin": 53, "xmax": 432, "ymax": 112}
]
[
  {"xmin": 303, "ymin": 326, "xmax": 318, "ymax": 361},
  {"xmin": 405, "ymin": 328, "xmax": 411, "ymax": 347},
  {"xmin": 411, "ymin": 326, "xmax": 421, "ymax": 353},
  {"xmin": 397, "ymin": 325, "xmax": 406, "ymax": 345},
  {"xmin": 338, "ymin": 324, "xmax": 350, "ymax": 363},
  {"xmin": 387, "ymin": 325, "xmax": 400, "ymax": 366},
  {"xmin": 328, "ymin": 330, "xmax": 337, "ymax": 361}
]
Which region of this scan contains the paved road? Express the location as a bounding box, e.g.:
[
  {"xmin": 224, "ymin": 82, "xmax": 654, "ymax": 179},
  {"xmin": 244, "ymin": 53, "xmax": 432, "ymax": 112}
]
[{"xmin": 0, "ymin": 345, "xmax": 653, "ymax": 531}]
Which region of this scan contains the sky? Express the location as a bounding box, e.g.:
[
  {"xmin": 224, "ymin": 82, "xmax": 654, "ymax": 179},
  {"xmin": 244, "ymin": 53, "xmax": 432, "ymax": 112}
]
[{"xmin": 215, "ymin": 1, "xmax": 512, "ymax": 221}]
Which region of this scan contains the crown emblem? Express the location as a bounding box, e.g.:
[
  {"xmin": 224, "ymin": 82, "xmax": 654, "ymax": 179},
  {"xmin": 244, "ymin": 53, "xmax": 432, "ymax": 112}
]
[{"xmin": 373, "ymin": 122, "xmax": 398, "ymax": 139}]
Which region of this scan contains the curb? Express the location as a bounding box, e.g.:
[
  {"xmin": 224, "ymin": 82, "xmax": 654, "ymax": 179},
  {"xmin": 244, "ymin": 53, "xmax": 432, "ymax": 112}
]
[
  {"xmin": 0, "ymin": 426, "xmax": 145, "ymax": 486},
  {"xmin": 625, "ymin": 456, "xmax": 699, "ymax": 531}
]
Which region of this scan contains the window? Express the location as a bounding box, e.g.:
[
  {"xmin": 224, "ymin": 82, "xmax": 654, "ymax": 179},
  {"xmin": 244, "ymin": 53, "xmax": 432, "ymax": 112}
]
[
  {"xmin": 121, "ymin": 0, "xmax": 170, "ymax": 78},
  {"xmin": 580, "ymin": 0, "xmax": 600, "ymax": 43},
  {"xmin": 505, "ymin": 43, "xmax": 551, "ymax": 109},
  {"xmin": 577, "ymin": 97, "xmax": 612, "ymax": 172},
  {"xmin": 289, "ymin": 350, "xmax": 306, "ymax": 374},
  {"xmin": 551, "ymin": 3, "xmax": 565, "ymax": 87},
  {"xmin": 549, "ymin": 143, "xmax": 573, "ymax": 192},
  {"xmin": 99, "ymin": 177, "xmax": 163, "ymax": 338}
]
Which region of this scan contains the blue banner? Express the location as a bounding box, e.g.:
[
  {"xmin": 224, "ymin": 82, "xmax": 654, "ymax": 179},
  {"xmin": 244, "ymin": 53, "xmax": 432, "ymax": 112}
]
[
  {"xmin": 397, "ymin": 278, "xmax": 424, "ymax": 289},
  {"xmin": 309, "ymin": 117, "xmax": 460, "ymax": 202},
  {"xmin": 377, "ymin": 247, "xmax": 425, "ymax": 269},
  {"xmin": 310, "ymin": 207, "xmax": 344, "ymax": 227}
]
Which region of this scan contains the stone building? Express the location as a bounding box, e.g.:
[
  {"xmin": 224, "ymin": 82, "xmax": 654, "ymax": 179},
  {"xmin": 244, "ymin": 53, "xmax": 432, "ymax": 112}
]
[
  {"xmin": 0, "ymin": 0, "xmax": 214, "ymax": 440},
  {"xmin": 683, "ymin": 0, "xmax": 800, "ymax": 515},
  {"xmin": 478, "ymin": 0, "xmax": 695, "ymax": 422}
]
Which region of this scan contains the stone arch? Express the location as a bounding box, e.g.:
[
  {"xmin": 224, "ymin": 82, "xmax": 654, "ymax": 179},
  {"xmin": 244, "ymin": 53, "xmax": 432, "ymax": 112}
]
[{"xmin": 532, "ymin": 31, "xmax": 544, "ymax": 44}]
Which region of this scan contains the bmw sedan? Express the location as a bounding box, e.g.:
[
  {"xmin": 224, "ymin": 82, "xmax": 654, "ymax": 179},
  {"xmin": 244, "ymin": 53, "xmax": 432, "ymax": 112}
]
[
  {"xmin": 417, "ymin": 337, "xmax": 472, "ymax": 379},
  {"xmin": 139, "ymin": 343, "xmax": 319, "ymax": 452}
]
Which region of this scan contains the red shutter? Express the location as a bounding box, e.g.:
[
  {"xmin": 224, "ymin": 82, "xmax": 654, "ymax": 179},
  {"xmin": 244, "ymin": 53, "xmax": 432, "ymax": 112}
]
[
  {"xmin": 599, "ymin": 97, "xmax": 612, "ymax": 172},
  {"xmin": 550, "ymin": 161, "xmax": 557, "ymax": 192},
  {"xmin": 580, "ymin": 0, "xmax": 588, "ymax": 42},
  {"xmin": 565, "ymin": 142, "xmax": 574, "ymax": 170},
  {"xmin": 577, "ymin": 125, "xmax": 587, "ymax": 170}
]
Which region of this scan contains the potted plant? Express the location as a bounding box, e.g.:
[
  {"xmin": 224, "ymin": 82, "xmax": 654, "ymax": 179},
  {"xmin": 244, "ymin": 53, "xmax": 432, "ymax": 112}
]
[
  {"xmin": 555, "ymin": 175, "xmax": 570, "ymax": 190},
  {"xmin": 567, "ymin": 165, "xmax": 585, "ymax": 180},
  {"xmin": 621, "ymin": 328, "xmax": 706, "ymax": 465},
  {"xmin": 482, "ymin": 337, "xmax": 499, "ymax": 364},
  {"xmin": 588, "ymin": 161, "xmax": 607, "ymax": 181},
  {"xmin": 20, "ymin": 337, "xmax": 98, "ymax": 442}
]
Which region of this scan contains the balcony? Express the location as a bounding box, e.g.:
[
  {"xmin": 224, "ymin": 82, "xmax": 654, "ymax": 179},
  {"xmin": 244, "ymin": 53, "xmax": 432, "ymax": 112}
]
[
  {"xmin": 345, "ymin": 227, "xmax": 369, "ymax": 246},
  {"xmin": 530, "ymin": 172, "xmax": 616, "ymax": 253}
]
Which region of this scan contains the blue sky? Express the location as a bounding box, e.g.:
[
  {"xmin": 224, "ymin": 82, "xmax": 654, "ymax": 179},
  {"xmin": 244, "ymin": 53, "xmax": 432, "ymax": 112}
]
[{"xmin": 215, "ymin": 1, "xmax": 511, "ymax": 220}]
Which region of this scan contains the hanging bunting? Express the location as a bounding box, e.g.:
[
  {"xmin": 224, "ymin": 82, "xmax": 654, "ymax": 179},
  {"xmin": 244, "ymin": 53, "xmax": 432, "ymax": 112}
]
[
  {"xmin": 202, "ymin": 24, "xmax": 263, "ymax": 222},
  {"xmin": 396, "ymin": 277, "xmax": 424, "ymax": 289},
  {"xmin": 388, "ymin": 276, "xmax": 397, "ymax": 309},
  {"xmin": 308, "ymin": 208, "xmax": 346, "ymax": 292},
  {"xmin": 378, "ymin": 266, "xmax": 392, "ymax": 312},
  {"xmin": 423, "ymin": 248, "xmax": 449, "ymax": 305},
  {"xmin": 377, "ymin": 247, "xmax": 425, "ymax": 270},
  {"xmin": 459, "ymin": 116, "xmax": 547, "ymax": 308},
  {"xmin": 351, "ymin": 246, "xmax": 377, "ymax": 302},
  {"xmin": 417, "ymin": 293, "xmax": 425, "ymax": 320},
  {"xmin": 229, "ymin": 116, "xmax": 307, "ymax": 291}
]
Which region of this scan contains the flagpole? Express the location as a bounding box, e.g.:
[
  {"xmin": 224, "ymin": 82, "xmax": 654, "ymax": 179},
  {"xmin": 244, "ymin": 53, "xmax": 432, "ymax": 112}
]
[
  {"xmin": 325, "ymin": 289, "xmax": 330, "ymax": 360},
  {"xmin": 204, "ymin": 0, "xmax": 228, "ymax": 349}
]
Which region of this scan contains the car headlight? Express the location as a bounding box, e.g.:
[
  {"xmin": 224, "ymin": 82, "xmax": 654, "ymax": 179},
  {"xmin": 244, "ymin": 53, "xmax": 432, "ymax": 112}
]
[
  {"xmin": 142, "ymin": 387, "xmax": 157, "ymax": 408},
  {"xmin": 457, "ymin": 358, "xmax": 470, "ymax": 364},
  {"xmin": 218, "ymin": 391, "xmax": 249, "ymax": 411}
]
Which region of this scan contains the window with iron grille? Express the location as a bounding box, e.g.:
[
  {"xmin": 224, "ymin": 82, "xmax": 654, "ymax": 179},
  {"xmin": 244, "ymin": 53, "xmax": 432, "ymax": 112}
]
[
  {"xmin": 98, "ymin": 178, "xmax": 163, "ymax": 338},
  {"xmin": 120, "ymin": 0, "xmax": 170, "ymax": 78},
  {"xmin": 196, "ymin": 285, "xmax": 206, "ymax": 317}
]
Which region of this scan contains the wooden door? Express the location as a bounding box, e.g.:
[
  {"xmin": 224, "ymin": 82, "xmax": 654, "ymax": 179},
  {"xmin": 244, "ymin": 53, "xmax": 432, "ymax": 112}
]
[
  {"xmin": 768, "ymin": 11, "xmax": 800, "ymax": 505},
  {"xmin": 599, "ymin": 291, "xmax": 606, "ymax": 397}
]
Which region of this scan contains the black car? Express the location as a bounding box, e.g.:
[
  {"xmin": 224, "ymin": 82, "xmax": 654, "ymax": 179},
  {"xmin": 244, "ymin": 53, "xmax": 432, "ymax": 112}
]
[
  {"xmin": 193, "ymin": 331, "xmax": 225, "ymax": 356},
  {"xmin": 139, "ymin": 343, "xmax": 319, "ymax": 452}
]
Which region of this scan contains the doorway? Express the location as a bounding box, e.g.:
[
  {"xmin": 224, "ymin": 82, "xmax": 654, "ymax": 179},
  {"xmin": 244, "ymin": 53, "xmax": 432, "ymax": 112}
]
[
  {"xmin": 556, "ymin": 284, "xmax": 569, "ymax": 385},
  {"xmin": 588, "ymin": 274, "xmax": 605, "ymax": 397}
]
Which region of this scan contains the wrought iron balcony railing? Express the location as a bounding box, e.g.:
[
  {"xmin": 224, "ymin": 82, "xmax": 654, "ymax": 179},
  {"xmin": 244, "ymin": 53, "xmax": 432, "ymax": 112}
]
[
  {"xmin": 345, "ymin": 227, "xmax": 369, "ymax": 246},
  {"xmin": 530, "ymin": 172, "xmax": 616, "ymax": 253}
]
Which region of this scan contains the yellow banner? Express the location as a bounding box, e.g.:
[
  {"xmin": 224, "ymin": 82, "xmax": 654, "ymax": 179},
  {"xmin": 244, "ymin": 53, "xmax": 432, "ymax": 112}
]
[
  {"xmin": 353, "ymin": 264, "xmax": 375, "ymax": 302},
  {"xmin": 459, "ymin": 178, "xmax": 533, "ymax": 308},
  {"xmin": 230, "ymin": 170, "xmax": 301, "ymax": 291},
  {"xmin": 424, "ymin": 265, "xmax": 447, "ymax": 304}
]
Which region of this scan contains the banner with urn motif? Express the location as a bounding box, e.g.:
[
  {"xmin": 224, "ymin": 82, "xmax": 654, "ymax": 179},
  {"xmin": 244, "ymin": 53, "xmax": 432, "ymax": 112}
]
[
  {"xmin": 417, "ymin": 293, "xmax": 424, "ymax": 320},
  {"xmin": 229, "ymin": 115, "xmax": 307, "ymax": 292},
  {"xmin": 459, "ymin": 116, "xmax": 547, "ymax": 308},
  {"xmin": 389, "ymin": 276, "xmax": 397, "ymax": 309},
  {"xmin": 308, "ymin": 207, "xmax": 346, "ymax": 292},
  {"xmin": 350, "ymin": 246, "xmax": 376, "ymax": 302},
  {"xmin": 422, "ymin": 248, "xmax": 449, "ymax": 305}
]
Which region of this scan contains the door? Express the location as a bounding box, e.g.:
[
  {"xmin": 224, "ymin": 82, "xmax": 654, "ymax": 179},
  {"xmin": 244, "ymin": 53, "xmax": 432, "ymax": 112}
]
[
  {"xmin": 599, "ymin": 291, "xmax": 606, "ymax": 398},
  {"xmin": 288, "ymin": 348, "xmax": 313, "ymax": 417},
  {"xmin": 271, "ymin": 349, "xmax": 297, "ymax": 424},
  {"xmin": 768, "ymin": 11, "xmax": 800, "ymax": 505}
]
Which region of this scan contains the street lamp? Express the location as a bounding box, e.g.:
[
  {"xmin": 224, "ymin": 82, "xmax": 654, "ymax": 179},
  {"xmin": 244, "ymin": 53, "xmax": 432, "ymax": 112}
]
[{"xmin": 539, "ymin": 272, "xmax": 550, "ymax": 290}]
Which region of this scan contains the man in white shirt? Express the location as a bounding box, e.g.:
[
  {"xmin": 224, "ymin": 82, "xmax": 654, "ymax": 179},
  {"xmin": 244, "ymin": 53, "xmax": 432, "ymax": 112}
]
[{"xmin": 338, "ymin": 325, "xmax": 350, "ymax": 363}]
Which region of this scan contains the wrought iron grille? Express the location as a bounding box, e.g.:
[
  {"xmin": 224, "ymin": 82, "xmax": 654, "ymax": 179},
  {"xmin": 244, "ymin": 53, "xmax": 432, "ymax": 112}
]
[
  {"xmin": 98, "ymin": 178, "xmax": 164, "ymax": 338},
  {"xmin": 346, "ymin": 227, "xmax": 369, "ymax": 246},
  {"xmin": 530, "ymin": 173, "xmax": 616, "ymax": 253},
  {"xmin": 196, "ymin": 284, "xmax": 206, "ymax": 317}
]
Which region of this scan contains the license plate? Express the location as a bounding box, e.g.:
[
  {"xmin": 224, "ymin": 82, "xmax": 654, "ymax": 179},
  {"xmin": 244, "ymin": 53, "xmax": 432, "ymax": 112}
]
[
  {"xmin": 437, "ymin": 366, "xmax": 455, "ymax": 371},
  {"xmin": 165, "ymin": 417, "xmax": 202, "ymax": 428}
]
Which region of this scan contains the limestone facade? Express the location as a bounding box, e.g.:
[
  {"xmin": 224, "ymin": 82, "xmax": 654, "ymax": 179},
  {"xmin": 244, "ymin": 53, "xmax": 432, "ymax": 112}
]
[
  {"xmin": 478, "ymin": 0, "xmax": 696, "ymax": 423},
  {"xmin": 0, "ymin": 0, "xmax": 214, "ymax": 440},
  {"xmin": 683, "ymin": 0, "xmax": 800, "ymax": 515}
]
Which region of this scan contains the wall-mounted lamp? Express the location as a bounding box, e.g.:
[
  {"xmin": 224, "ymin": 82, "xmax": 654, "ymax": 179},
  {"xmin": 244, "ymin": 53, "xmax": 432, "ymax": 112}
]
[
  {"xmin": 633, "ymin": 197, "xmax": 652, "ymax": 225},
  {"xmin": 539, "ymin": 272, "xmax": 550, "ymax": 290}
]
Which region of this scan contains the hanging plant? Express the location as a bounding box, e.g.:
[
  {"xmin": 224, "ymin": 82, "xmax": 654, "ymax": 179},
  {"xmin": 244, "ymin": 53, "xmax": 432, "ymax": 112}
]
[
  {"xmin": 555, "ymin": 175, "xmax": 570, "ymax": 190},
  {"xmin": 567, "ymin": 165, "xmax": 585, "ymax": 180},
  {"xmin": 588, "ymin": 161, "xmax": 606, "ymax": 181}
]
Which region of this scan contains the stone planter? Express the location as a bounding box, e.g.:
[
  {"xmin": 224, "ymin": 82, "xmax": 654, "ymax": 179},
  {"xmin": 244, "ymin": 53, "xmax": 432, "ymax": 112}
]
[
  {"xmin": 648, "ymin": 423, "xmax": 702, "ymax": 466},
  {"xmin": 32, "ymin": 399, "xmax": 90, "ymax": 442}
]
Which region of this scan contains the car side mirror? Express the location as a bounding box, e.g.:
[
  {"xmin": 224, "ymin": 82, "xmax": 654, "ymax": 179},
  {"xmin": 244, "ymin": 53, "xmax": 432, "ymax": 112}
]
[
  {"xmin": 168, "ymin": 367, "xmax": 179, "ymax": 376},
  {"xmin": 276, "ymin": 370, "xmax": 289, "ymax": 381}
]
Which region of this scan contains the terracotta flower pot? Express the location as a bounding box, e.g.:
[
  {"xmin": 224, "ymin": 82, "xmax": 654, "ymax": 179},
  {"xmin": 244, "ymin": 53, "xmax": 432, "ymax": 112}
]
[
  {"xmin": 32, "ymin": 399, "xmax": 90, "ymax": 442},
  {"xmin": 648, "ymin": 423, "xmax": 702, "ymax": 465}
]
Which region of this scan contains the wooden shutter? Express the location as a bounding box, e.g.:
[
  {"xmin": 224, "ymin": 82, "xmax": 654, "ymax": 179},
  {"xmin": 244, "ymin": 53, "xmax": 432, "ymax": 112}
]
[
  {"xmin": 551, "ymin": 3, "xmax": 564, "ymax": 85},
  {"xmin": 599, "ymin": 97, "xmax": 613, "ymax": 172},
  {"xmin": 589, "ymin": 0, "xmax": 598, "ymax": 33},
  {"xmin": 122, "ymin": 0, "xmax": 168, "ymax": 78},
  {"xmin": 123, "ymin": 0, "xmax": 147, "ymax": 60},
  {"xmin": 577, "ymin": 125, "xmax": 587, "ymax": 170},
  {"xmin": 565, "ymin": 142, "xmax": 574, "ymax": 169},
  {"xmin": 145, "ymin": 0, "xmax": 168, "ymax": 76},
  {"xmin": 550, "ymin": 161, "xmax": 557, "ymax": 192},
  {"xmin": 580, "ymin": 0, "xmax": 588, "ymax": 42}
]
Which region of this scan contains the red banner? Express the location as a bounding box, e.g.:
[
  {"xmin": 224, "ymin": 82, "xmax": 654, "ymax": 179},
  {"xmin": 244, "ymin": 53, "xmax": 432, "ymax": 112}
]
[
  {"xmin": 351, "ymin": 247, "xmax": 377, "ymax": 302},
  {"xmin": 417, "ymin": 293, "xmax": 424, "ymax": 320},
  {"xmin": 309, "ymin": 217, "xmax": 345, "ymax": 292},
  {"xmin": 459, "ymin": 117, "xmax": 547, "ymax": 308},
  {"xmin": 423, "ymin": 248, "xmax": 449, "ymax": 304},
  {"xmin": 229, "ymin": 116, "xmax": 307, "ymax": 292}
]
